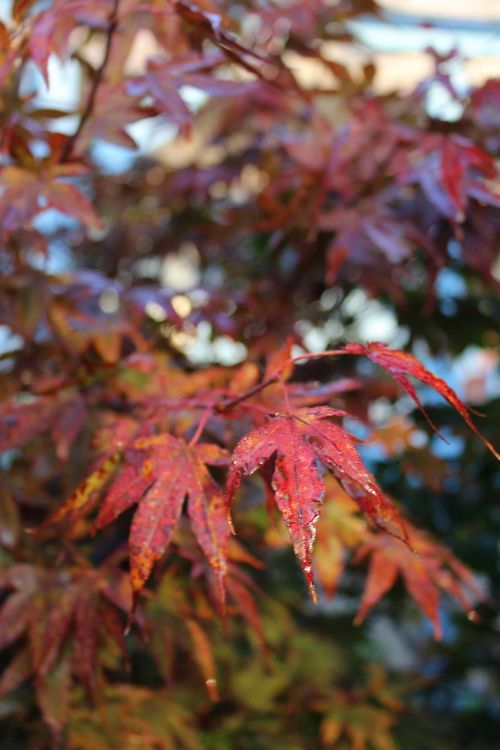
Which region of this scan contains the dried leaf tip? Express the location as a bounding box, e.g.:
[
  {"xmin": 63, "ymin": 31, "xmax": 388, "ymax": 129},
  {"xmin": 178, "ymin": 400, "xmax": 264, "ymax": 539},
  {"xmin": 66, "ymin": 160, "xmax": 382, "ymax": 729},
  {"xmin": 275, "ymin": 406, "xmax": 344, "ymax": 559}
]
[
  {"xmin": 205, "ymin": 678, "xmax": 219, "ymax": 702},
  {"xmin": 309, "ymin": 580, "xmax": 318, "ymax": 605}
]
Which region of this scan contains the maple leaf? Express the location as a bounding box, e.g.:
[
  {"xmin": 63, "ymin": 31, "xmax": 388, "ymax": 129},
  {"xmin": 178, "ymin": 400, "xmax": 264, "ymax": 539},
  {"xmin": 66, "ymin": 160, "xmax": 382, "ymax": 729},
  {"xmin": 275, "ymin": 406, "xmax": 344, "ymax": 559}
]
[
  {"xmin": 67, "ymin": 684, "xmax": 204, "ymax": 750},
  {"xmin": 29, "ymin": 0, "xmax": 112, "ymax": 84},
  {"xmin": 0, "ymin": 165, "xmax": 101, "ymax": 235},
  {"xmin": 169, "ymin": 521, "xmax": 267, "ymax": 652},
  {"xmin": 354, "ymin": 526, "xmax": 484, "ymax": 639},
  {"xmin": 0, "ymin": 24, "xmax": 18, "ymax": 89},
  {"xmin": 47, "ymin": 271, "xmax": 147, "ymax": 364},
  {"xmin": 469, "ymin": 78, "xmax": 500, "ymax": 131},
  {"xmin": 369, "ymin": 415, "xmax": 416, "ymax": 458},
  {"xmin": 41, "ymin": 414, "xmax": 140, "ymax": 530},
  {"xmin": 342, "ymin": 341, "xmax": 499, "ymax": 459},
  {"xmin": 76, "ymin": 83, "xmax": 157, "ymax": 150},
  {"xmin": 0, "ymin": 394, "xmax": 86, "ymax": 458},
  {"xmin": 320, "ymin": 703, "xmax": 397, "ymax": 750},
  {"xmin": 126, "ymin": 50, "xmax": 262, "ymax": 137},
  {"xmin": 47, "ymin": 451, "xmax": 122, "ymax": 528},
  {"xmin": 0, "ymin": 397, "xmax": 60, "ymax": 452},
  {"xmin": 264, "ymin": 475, "xmax": 368, "ymax": 600},
  {"xmin": 0, "ymin": 561, "xmax": 131, "ymax": 726},
  {"xmin": 226, "ymin": 407, "xmax": 405, "ymax": 601},
  {"xmin": 125, "ymin": 54, "xmax": 206, "ymax": 134},
  {"xmin": 414, "ymin": 135, "xmax": 497, "ymax": 222},
  {"xmin": 93, "ymin": 434, "xmax": 231, "ymax": 604},
  {"xmin": 264, "ymin": 336, "xmax": 295, "ymax": 381}
]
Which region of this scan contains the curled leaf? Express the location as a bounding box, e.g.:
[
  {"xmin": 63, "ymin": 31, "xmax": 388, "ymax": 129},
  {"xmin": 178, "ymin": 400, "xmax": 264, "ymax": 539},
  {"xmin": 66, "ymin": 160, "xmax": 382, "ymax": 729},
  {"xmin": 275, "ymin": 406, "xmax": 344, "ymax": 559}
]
[{"xmin": 343, "ymin": 341, "xmax": 499, "ymax": 458}]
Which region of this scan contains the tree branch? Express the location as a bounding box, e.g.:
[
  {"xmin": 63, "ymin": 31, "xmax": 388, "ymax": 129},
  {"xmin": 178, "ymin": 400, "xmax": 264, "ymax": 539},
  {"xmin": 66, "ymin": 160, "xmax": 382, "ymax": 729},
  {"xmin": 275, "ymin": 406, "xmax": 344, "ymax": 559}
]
[{"xmin": 60, "ymin": 0, "xmax": 121, "ymax": 162}]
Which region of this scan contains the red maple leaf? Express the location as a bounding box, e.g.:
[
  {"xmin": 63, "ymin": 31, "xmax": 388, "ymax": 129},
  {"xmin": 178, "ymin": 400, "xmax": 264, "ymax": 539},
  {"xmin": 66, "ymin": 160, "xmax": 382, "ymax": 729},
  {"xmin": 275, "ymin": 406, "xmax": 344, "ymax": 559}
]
[
  {"xmin": 342, "ymin": 341, "xmax": 499, "ymax": 458},
  {"xmin": 0, "ymin": 165, "xmax": 101, "ymax": 235},
  {"xmin": 0, "ymin": 394, "xmax": 85, "ymax": 459},
  {"xmin": 225, "ymin": 406, "xmax": 405, "ymax": 601},
  {"xmin": 29, "ymin": 0, "xmax": 112, "ymax": 84},
  {"xmin": 93, "ymin": 434, "xmax": 231, "ymax": 604},
  {"xmin": 0, "ymin": 561, "xmax": 132, "ymax": 730},
  {"xmin": 415, "ymin": 134, "xmax": 498, "ymax": 222}
]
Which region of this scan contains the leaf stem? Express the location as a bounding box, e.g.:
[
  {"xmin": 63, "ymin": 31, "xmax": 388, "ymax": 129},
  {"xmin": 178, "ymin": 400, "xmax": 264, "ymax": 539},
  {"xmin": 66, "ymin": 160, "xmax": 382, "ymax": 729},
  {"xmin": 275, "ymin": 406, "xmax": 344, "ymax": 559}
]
[
  {"xmin": 219, "ymin": 349, "xmax": 346, "ymax": 412},
  {"xmin": 188, "ymin": 405, "xmax": 213, "ymax": 446},
  {"xmin": 218, "ymin": 375, "xmax": 278, "ymax": 412},
  {"xmin": 290, "ymin": 348, "xmax": 346, "ymax": 365},
  {"xmin": 279, "ymin": 373, "xmax": 292, "ymax": 414}
]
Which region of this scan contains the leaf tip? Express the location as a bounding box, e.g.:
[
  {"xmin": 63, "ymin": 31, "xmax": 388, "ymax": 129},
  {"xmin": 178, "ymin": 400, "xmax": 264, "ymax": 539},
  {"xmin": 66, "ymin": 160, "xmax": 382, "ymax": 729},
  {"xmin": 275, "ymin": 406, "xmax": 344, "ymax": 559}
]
[
  {"xmin": 307, "ymin": 577, "xmax": 318, "ymax": 604},
  {"xmin": 467, "ymin": 609, "xmax": 480, "ymax": 624},
  {"xmin": 205, "ymin": 677, "xmax": 219, "ymax": 702}
]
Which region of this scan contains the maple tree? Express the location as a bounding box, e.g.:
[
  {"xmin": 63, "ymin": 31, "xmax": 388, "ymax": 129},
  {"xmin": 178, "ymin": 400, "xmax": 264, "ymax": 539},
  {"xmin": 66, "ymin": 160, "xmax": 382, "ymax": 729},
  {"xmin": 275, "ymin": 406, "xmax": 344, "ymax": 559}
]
[{"xmin": 0, "ymin": 0, "xmax": 499, "ymax": 747}]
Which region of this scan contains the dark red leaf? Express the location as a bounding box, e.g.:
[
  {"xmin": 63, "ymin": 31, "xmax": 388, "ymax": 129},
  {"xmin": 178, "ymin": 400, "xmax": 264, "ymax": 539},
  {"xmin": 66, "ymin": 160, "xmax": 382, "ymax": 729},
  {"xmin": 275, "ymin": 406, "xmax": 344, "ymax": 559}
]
[{"xmin": 95, "ymin": 434, "xmax": 230, "ymax": 604}]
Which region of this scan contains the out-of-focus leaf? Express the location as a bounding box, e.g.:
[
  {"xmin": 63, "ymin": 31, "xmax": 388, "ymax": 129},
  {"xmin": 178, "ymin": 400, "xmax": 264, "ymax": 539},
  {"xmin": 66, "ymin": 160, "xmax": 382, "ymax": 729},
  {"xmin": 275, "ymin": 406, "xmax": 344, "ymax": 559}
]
[
  {"xmin": 354, "ymin": 525, "xmax": 485, "ymax": 639},
  {"xmin": 0, "ymin": 397, "xmax": 59, "ymax": 452},
  {"xmin": 314, "ymin": 478, "xmax": 367, "ymax": 598},
  {"xmin": 36, "ymin": 655, "xmax": 71, "ymax": 736},
  {"xmin": 0, "ymin": 490, "xmax": 21, "ymax": 549},
  {"xmin": 29, "ymin": 0, "xmax": 111, "ymax": 83},
  {"xmin": 0, "ymin": 648, "xmax": 32, "ymax": 697},
  {"xmin": 0, "ymin": 166, "xmax": 101, "ymax": 233},
  {"xmin": 321, "ymin": 704, "xmax": 397, "ymax": 750},
  {"xmin": 185, "ymin": 618, "xmax": 218, "ymax": 701}
]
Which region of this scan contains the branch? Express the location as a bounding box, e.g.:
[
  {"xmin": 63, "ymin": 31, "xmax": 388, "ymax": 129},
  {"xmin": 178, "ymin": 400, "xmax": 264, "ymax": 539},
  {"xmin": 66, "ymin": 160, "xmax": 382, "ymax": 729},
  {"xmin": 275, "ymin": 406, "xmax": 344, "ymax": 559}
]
[
  {"xmin": 60, "ymin": 0, "xmax": 121, "ymax": 162},
  {"xmin": 217, "ymin": 376, "xmax": 278, "ymax": 412},
  {"xmin": 218, "ymin": 349, "xmax": 346, "ymax": 412}
]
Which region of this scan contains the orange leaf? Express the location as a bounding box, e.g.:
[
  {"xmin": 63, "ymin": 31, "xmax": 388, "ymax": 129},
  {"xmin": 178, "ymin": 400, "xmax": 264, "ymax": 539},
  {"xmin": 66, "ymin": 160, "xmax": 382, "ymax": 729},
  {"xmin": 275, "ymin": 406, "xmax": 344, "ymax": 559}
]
[{"xmin": 354, "ymin": 526, "xmax": 484, "ymax": 639}]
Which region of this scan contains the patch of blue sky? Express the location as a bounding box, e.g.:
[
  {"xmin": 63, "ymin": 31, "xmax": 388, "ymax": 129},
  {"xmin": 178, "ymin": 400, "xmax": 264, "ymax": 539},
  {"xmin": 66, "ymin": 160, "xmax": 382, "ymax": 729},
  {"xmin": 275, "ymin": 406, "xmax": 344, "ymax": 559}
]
[
  {"xmin": 27, "ymin": 235, "xmax": 75, "ymax": 273},
  {"xmin": 349, "ymin": 16, "xmax": 500, "ymax": 57},
  {"xmin": 21, "ymin": 57, "xmax": 81, "ymax": 123},
  {"xmin": 435, "ymin": 268, "xmax": 468, "ymax": 300},
  {"xmin": 0, "ymin": 1, "xmax": 12, "ymax": 22},
  {"xmin": 0, "ymin": 326, "xmax": 23, "ymax": 364}
]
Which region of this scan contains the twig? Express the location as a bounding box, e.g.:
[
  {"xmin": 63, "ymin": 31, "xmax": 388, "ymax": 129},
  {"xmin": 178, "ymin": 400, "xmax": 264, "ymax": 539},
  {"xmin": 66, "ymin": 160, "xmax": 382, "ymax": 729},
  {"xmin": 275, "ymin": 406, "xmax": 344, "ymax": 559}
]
[
  {"xmin": 217, "ymin": 375, "xmax": 278, "ymax": 412},
  {"xmin": 60, "ymin": 0, "xmax": 121, "ymax": 162},
  {"xmin": 188, "ymin": 405, "xmax": 213, "ymax": 447},
  {"xmin": 219, "ymin": 349, "xmax": 346, "ymax": 412}
]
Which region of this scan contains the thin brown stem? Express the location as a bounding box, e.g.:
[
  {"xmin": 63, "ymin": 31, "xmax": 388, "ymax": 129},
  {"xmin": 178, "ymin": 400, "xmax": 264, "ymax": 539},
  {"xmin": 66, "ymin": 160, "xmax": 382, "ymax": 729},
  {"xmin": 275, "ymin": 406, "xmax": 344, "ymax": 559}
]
[
  {"xmin": 219, "ymin": 349, "xmax": 346, "ymax": 413},
  {"xmin": 290, "ymin": 348, "xmax": 345, "ymax": 365},
  {"xmin": 279, "ymin": 373, "xmax": 292, "ymax": 414},
  {"xmin": 188, "ymin": 405, "xmax": 213, "ymax": 447},
  {"xmin": 217, "ymin": 375, "xmax": 278, "ymax": 412},
  {"xmin": 60, "ymin": 0, "xmax": 121, "ymax": 162}
]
